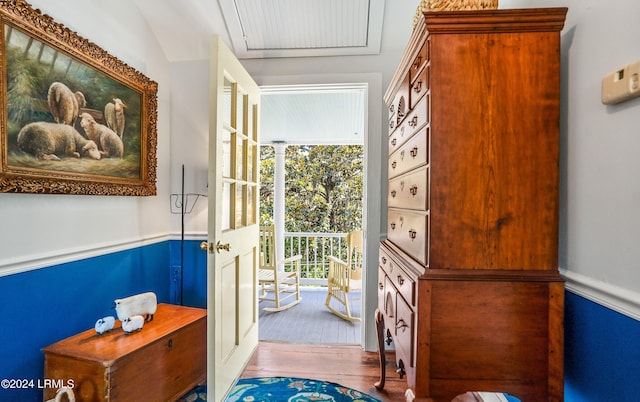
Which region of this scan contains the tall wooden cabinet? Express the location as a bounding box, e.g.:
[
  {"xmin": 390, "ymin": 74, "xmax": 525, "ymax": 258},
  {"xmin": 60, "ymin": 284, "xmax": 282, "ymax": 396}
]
[{"xmin": 376, "ymin": 8, "xmax": 567, "ymax": 402}]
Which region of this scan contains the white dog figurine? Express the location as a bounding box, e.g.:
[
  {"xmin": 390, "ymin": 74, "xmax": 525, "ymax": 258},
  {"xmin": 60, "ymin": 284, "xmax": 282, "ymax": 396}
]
[
  {"xmin": 114, "ymin": 292, "xmax": 157, "ymax": 322},
  {"xmin": 94, "ymin": 316, "xmax": 116, "ymax": 335}
]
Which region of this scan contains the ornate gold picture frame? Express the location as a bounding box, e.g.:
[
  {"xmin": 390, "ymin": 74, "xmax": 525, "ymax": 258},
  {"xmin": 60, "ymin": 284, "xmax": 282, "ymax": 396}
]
[{"xmin": 0, "ymin": 0, "xmax": 158, "ymax": 195}]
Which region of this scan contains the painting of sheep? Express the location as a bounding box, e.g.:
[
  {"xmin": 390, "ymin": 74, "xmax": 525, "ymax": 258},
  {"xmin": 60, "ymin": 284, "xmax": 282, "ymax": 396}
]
[
  {"xmin": 17, "ymin": 122, "xmax": 101, "ymax": 161},
  {"xmin": 0, "ymin": 1, "xmax": 157, "ymax": 196},
  {"xmin": 104, "ymin": 98, "xmax": 126, "ymax": 138},
  {"xmin": 79, "ymin": 113, "xmax": 124, "ymax": 158},
  {"xmin": 47, "ymin": 82, "xmax": 86, "ymax": 126}
]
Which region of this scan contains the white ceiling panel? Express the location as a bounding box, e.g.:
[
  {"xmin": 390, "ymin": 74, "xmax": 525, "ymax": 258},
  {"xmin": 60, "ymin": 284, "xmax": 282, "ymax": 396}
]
[
  {"xmin": 260, "ymin": 85, "xmax": 366, "ymax": 145},
  {"xmin": 219, "ymin": 0, "xmax": 386, "ymax": 58}
]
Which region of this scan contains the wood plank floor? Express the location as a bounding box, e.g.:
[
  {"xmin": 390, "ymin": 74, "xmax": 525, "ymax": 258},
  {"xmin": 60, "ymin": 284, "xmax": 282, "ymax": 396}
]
[{"xmin": 241, "ymin": 341, "xmax": 408, "ymax": 402}]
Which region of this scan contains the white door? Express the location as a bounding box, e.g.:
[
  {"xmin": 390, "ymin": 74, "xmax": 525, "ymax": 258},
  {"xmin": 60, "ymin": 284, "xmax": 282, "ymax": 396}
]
[{"xmin": 206, "ymin": 35, "xmax": 260, "ymax": 402}]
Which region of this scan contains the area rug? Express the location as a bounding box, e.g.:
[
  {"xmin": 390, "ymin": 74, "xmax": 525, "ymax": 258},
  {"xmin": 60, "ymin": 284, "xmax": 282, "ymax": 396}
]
[{"xmin": 179, "ymin": 377, "xmax": 382, "ymax": 402}]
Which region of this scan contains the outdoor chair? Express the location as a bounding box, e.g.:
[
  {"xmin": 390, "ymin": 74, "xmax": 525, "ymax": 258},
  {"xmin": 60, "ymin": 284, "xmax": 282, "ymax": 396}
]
[
  {"xmin": 258, "ymin": 224, "xmax": 302, "ymax": 312},
  {"xmin": 325, "ymin": 230, "xmax": 363, "ymax": 322}
]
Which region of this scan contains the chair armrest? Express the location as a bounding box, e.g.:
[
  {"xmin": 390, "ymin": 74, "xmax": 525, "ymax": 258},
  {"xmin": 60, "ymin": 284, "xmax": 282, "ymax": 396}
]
[
  {"xmin": 281, "ymin": 254, "xmax": 302, "ymax": 264},
  {"xmin": 327, "ymin": 255, "xmax": 347, "ymax": 266}
]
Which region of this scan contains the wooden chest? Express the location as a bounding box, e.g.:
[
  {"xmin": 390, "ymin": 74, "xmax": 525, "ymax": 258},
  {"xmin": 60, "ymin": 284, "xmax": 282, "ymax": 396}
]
[{"xmin": 42, "ymin": 303, "xmax": 206, "ymax": 402}]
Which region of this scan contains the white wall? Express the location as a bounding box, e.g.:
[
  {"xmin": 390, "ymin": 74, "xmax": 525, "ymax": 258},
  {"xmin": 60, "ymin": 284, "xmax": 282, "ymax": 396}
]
[{"xmin": 0, "ymin": 0, "xmax": 172, "ymax": 275}]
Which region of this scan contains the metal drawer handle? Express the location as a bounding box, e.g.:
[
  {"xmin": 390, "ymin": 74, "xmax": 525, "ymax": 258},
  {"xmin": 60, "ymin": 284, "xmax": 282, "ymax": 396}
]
[
  {"xmin": 408, "ymin": 115, "xmax": 419, "ymax": 127},
  {"xmin": 379, "ymin": 282, "xmax": 384, "ymax": 290},
  {"xmin": 389, "ymin": 121, "xmax": 395, "ymax": 129},
  {"xmin": 391, "ymin": 138, "xmax": 397, "ymax": 146},
  {"xmin": 391, "ymin": 190, "xmax": 397, "ymax": 198},
  {"xmin": 389, "ymin": 105, "xmax": 395, "ymax": 114},
  {"xmin": 396, "ymin": 318, "xmax": 408, "ymax": 331},
  {"xmin": 397, "ymin": 275, "xmax": 404, "ymax": 285},
  {"xmin": 410, "ymin": 147, "xmax": 418, "ymax": 158},
  {"xmin": 413, "ymin": 80, "xmax": 423, "ymax": 94},
  {"xmin": 413, "ymin": 56, "xmax": 422, "ymax": 69},
  {"xmin": 410, "ymin": 185, "xmax": 418, "ymax": 196},
  {"xmin": 409, "ymin": 229, "xmax": 417, "ymax": 240},
  {"xmin": 390, "ymin": 222, "xmax": 396, "ymax": 230},
  {"xmin": 381, "ymin": 256, "xmax": 387, "ymax": 264},
  {"xmin": 392, "ymin": 161, "xmax": 397, "ymax": 169}
]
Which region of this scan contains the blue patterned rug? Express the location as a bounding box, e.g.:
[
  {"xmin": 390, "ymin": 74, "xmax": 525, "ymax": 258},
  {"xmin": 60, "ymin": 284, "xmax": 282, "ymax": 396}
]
[{"xmin": 179, "ymin": 377, "xmax": 381, "ymax": 402}]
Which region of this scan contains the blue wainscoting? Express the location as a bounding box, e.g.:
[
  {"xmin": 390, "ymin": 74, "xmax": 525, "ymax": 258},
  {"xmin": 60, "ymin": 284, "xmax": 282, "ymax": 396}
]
[
  {"xmin": 565, "ymin": 292, "xmax": 640, "ymax": 401},
  {"xmin": 0, "ymin": 242, "xmax": 170, "ymax": 402},
  {"xmin": 169, "ymin": 239, "xmax": 207, "ymax": 309}
]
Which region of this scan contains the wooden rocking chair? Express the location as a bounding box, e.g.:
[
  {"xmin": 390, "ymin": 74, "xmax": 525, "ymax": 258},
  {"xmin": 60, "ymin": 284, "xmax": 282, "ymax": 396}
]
[
  {"xmin": 325, "ymin": 230, "xmax": 363, "ymax": 322},
  {"xmin": 259, "ymin": 225, "xmax": 302, "ymax": 312}
]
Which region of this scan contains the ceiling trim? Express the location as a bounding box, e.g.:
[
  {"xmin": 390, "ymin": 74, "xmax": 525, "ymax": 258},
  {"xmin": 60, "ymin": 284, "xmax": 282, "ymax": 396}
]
[{"xmin": 218, "ymin": 0, "xmax": 386, "ymax": 59}]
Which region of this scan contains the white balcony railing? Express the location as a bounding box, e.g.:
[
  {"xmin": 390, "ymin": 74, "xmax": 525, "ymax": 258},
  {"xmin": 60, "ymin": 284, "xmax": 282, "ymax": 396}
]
[{"xmin": 283, "ymin": 232, "xmax": 350, "ymax": 286}]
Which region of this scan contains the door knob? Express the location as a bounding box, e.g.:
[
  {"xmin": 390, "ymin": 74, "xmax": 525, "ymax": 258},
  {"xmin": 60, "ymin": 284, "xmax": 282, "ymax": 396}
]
[
  {"xmin": 200, "ymin": 241, "xmax": 211, "ymax": 252},
  {"xmin": 216, "ymin": 241, "xmax": 231, "ymax": 253}
]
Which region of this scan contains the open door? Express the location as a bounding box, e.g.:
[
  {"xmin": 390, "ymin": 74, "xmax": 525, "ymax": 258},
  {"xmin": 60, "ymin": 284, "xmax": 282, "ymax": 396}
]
[{"xmin": 206, "ymin": 35, "xmax": 260, "ymax": 401}]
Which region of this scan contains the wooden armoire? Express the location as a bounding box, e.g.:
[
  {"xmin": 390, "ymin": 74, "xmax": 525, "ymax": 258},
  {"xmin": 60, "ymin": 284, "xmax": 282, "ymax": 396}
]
[{"xmin": 375, "ymin": 8, "xmax": 568, "ymax": 402}]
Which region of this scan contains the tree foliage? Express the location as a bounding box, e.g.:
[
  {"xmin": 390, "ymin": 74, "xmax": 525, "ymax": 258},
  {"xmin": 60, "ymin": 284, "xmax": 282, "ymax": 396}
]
[{"xmin": 260, "ymin": 145, "xmax": 363, "ymax": 233}]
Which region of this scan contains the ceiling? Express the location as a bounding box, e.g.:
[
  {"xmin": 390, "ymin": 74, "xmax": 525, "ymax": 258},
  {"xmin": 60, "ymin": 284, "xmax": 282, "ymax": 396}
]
[{"xmin": 132, "ymin": 0, "xmax": 391, "ymax": 145}]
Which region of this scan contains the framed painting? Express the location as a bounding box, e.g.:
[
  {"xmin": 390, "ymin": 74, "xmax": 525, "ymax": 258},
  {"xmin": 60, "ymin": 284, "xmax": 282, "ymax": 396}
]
[{"xmin": 0, "ymin": 0, "xmax": 158, "ymax": 195}]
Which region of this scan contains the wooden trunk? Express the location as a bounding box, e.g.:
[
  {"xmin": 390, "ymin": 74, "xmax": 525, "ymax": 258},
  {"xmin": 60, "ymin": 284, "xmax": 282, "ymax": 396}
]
[
  {"xmin": 378, "ymin": 8, "xmax": 567, "ymax": 402},
  {"xmin": 42, "ymin": 303, "xmax": 206, "ymax": 402}
]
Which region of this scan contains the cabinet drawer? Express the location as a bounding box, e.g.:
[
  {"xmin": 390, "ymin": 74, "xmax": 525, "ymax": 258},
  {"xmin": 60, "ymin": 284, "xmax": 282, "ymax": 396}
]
[
  {"xmin": 410, "ymin": 64, "xmax": 429, "ymax": 110},
  {"xmin": 388, "ymin": 74, "xmax": 410, "ymax": 130},
  {"xmin": 389, "ymin": 95, "xmax": 428, "ymax": 154},
  {"xmin": 395, "ymin": 294, "xmax": 415, "ymax": 367},
  {"xmin": 388, "ymin": 209, "xmax": 429, "ymax": 266},
  {"xmin": 388, "ymin": 166, "xmax": 429, "ymax": 211},
  {"xmin": 409, "ymin": 38, "xmax": 429, "ymax": 83},
  {"xmin": 389, "ymin": 126, "xmax": 429, "ymax": 179}
]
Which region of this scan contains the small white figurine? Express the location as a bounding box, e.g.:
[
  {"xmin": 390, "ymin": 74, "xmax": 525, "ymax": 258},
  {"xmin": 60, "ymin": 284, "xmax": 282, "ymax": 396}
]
[
  {"xmin": 94, "ymin": 316, "xmax": 116, "ymax": 335},
  {"xmin": 122, "ymin": 315, "xmax": 145, "ymax": 333},
  {"xmin": 114, "ymin": 291, "xmax": 157, "ymax": 322}
]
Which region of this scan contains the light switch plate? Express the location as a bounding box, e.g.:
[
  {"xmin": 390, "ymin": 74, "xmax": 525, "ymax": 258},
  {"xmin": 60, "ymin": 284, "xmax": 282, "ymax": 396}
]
[{"xmin": 601, "ymin": 60, "xmax": 640, "ymax": 105}]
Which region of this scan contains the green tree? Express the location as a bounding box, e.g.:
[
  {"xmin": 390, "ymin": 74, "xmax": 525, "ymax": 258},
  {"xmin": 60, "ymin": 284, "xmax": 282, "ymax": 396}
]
[{"xmin": 260, "ymin": 145, "xmax": 363, "ymax": 233}]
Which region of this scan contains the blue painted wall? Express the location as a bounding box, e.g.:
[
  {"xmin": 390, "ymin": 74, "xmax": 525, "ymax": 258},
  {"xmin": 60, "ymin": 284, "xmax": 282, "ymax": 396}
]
[
  {"xmin": 0, "ymin": 242, "xmax": 170, "ymax": 402},
  {"xmin": 169, "ymin": 239, "xmax": 207, "ymax": 309},
  {"xmin": 2, "ymin": 240, "xmax": 640, "ymax": 401},
  {"xmin": 564, "ymin": 292, "xmax": 640, "ymax": 402}
]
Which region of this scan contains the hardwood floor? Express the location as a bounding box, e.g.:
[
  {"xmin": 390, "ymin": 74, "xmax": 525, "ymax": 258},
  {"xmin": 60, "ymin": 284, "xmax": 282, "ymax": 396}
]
[{"xmin": 241, "ymin": 341, "xmax": 408, "ymax": 401}]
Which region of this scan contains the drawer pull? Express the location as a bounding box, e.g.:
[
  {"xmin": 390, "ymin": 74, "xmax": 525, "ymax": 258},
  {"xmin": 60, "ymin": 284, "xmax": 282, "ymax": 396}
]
[
  {"xmin": 390, "ymin": 223, "xmax": 396, "ymax": 230},
  {"xmin": 168, "ymin": 339, "xmax": 173, "ymax": 349},
  {"xmin": 391, "ymin": 138, "xmax": 397, "ymax": 147},
  {"xmin": 391, "ymin": 161, "xmax": 397, "ymax": 169},
  {"xmin": 396, "ymin": 318, "xmax": 408, "ymax": 331},
  {"xmin": 397, "ymin": 275, "xmax": 405, "ymax": 285},
  {"xmin": 410, "ymin": 185, "xmax": 418, "ymax": 196},
  {"xmin": 396, "ymin": 360, "xmax": 406, "ymax": 378},
  {"xmin": 379, "ymin": 282, "xmax": 384, "ymax": 290},
  {"xmin": 389, "ymin": 105, "xmax": 395, "ymax": 114},
  {"xmin": 409, "ymin": 229, "xmax": 417, "ymax": 240},
  {"xmin": 391, "ymin": 190, "xmax": 397, "ymax": 198},
  {"xmin": 381, "ymin": 256, "xmax": 387, "ymax": 264},
  {"xmin": 413, "ymin": 56, "xmax": 422, "ymax": 69},
  {"xmin": 408, "ymin": 115, "xmax": 419, "ymax": 128},
  {"xmin": 413, "ymin": 80, "xmax": 423, "ymax": 94},
  {"xmin": 385, "ymin": 329, "xmax": 393, "ymax": 346},
  {"xmin": 410, "ymin": 147, "xmax": 418, "ymax": 158},
  {"xmin": 389, "ymin": 121, "xmax": 395, "ymax": 129}
]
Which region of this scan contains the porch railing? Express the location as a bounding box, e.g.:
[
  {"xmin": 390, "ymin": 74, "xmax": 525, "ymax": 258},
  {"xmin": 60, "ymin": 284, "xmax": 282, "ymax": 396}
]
[{"xmin": 283, "ymin": 232, "xmax": 350, "ymax": 286}]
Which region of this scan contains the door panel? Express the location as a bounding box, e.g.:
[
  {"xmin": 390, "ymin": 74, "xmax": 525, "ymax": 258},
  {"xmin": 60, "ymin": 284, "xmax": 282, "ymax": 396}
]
[{"xmin": 207, "ymin": 35, "xmax": 260, "ymax": 402}]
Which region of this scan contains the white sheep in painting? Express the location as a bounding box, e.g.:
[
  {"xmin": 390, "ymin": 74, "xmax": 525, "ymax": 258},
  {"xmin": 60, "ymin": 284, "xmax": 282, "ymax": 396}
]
[
  {"xmin": 104, "ymin": 98, "xmax": 126, "ymax": 138},
  {"xmin": 122, "ymin": 315, "xmax": 145, "ymax": 333},
  {"xmin": 114, "ymin": 292, "xmax": 157, "ymax": 322},
  {"xmin": 79, "ymin": 112, "xmax": 124, "ymax": 158},
  {"xmin": 94, "ymin": 316, "xmax": 116, "ymax": 335},
  {"xmin": 47, "ymin": 82, "xmax": 86, "ymax": 126},
  {"xmin": 17, "ymin": 122, "xmax": 101, "ymax": 161}
]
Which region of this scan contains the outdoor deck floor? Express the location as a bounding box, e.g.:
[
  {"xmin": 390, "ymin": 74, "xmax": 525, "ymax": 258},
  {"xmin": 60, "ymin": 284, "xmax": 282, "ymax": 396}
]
[{"xmin": 259, "ymin": 286, "xmax": 362, "ymax": 344}]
